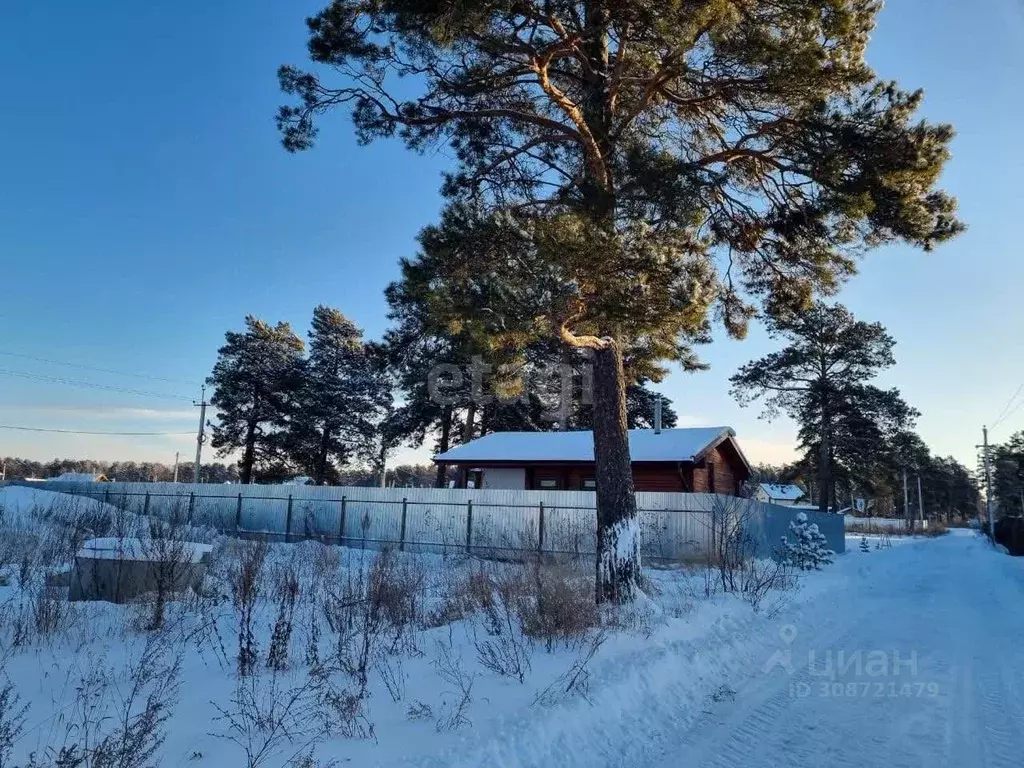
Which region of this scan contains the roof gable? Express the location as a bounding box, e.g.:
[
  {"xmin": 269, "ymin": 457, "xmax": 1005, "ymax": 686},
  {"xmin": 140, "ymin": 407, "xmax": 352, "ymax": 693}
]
[{"xmin": 435, "ymin": 427, "xmax": 746, "ymax": 465}]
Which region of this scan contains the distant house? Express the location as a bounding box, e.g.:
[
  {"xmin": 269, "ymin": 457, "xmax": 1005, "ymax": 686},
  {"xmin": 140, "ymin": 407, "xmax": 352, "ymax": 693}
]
[
  {"xmin": 753, "ymin": 483, "xmax": 806, "ymax": 506},
  {"xmin": 52, "ymin": 472, "xmax": 110, "ymax": 483},
  {"xmin": 280, "ymin": 476, "xmax": 314, "ymax": 486},
  {"xmin": 434, "ymin": 426, "xmax": 751, "ymax": 494}
]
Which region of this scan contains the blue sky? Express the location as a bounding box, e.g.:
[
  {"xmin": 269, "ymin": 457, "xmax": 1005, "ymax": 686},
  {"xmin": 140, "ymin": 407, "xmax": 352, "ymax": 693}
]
[{"xmin": 1, "ymin": 0, "xmax": 1022, "ymax": 470}]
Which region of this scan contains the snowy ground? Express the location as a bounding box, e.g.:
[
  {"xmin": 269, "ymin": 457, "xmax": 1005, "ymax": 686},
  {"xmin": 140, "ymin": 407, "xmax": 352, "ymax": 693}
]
[{"xmin": 0, "ymin": 486, "xmax": 1019, "ymax": 767}]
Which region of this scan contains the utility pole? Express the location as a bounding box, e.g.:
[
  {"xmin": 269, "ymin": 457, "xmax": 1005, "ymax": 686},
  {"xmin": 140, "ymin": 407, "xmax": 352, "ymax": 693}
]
[
  {"xmin": 193, "ymin": 385, "xmax": 208, "ymax": 485},
  {"xmin": 172, "ymin": 451, "xmax": 180, "ymax": 483},
  {"xmin": 982, "ymin": 425, "xmax": 994, "ymax": 539},
  {"xmin": 916, "ymin": 474, "xmax": 924, "ymax": 527},
  {"xmin": 903, "ymin": 469, "xmax": 910, "ymax": 528}
]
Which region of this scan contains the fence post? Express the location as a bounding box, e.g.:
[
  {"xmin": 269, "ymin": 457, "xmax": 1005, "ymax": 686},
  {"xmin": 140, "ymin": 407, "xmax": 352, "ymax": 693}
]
[
  {"xmin": 187, "ymin": 492, "xmax": 195, "ymax": 524},
  {"xmin": 465, "ymin": 499, "xmax": 473, "ymax": 554},
  {"xmin": 285, "ymin": 495, "xmax": 294, "ymax": 543},
  {"xmin": 537, "ymin": 501, "xmax": 545, "ymax": 554},
  {"xmin": 143, "ymin": 492, "xmax": 150, "ymax": 517},
  {"xmin": 235, "ymin": 493, "xmax": 243, "ymax": 532},
  {"xmin": 338, "ymin": 496, "xmax": 347, "ymax": 546},
  {"xmin": 103, "ymin": 488, "xmax": 110, "ymax": 507},
  {"xmin": 710, "ymin": 500, "xmax": 717, "ymax": 558},
  {"xmin": 399, "ymin": 498, "xmax": 408, "ymax": 552}
]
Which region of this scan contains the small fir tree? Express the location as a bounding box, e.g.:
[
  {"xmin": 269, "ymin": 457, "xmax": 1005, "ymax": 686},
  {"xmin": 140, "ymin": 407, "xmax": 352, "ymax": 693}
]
[{"xmin": 781, "ymin": 513, "xmax": 835, "ymax": 570}]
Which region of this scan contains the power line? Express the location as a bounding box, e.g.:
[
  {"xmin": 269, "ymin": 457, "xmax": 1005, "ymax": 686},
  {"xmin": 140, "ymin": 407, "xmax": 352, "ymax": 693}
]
[
  {"xmin": 0, "ymin": 369, "xmax": 192, "ymax": 402},
  {"xmin": 0, "ymin": 350, "xmax": 202, "ymax": 387},
  {"xmin": 0, "ymin": 425, "xmax": 193, "ymax": 436},
  {"xmin": 993, "ymin": 394, "xmax": 1024, "ymax": 433},
  {"xmin": 991, "ymin": 381, "xmax": 1024, "ymax": 431}
]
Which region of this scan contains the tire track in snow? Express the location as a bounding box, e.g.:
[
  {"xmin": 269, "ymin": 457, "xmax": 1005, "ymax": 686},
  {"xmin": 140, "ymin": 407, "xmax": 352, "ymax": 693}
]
[{"xmin": 652, "ymin": 532, "xmax": 1024, "ymax": 768}]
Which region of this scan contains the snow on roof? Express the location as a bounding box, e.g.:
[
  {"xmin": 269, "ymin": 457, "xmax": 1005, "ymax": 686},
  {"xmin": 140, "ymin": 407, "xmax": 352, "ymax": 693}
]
[
  {"xmin": 52, "ymin": 472, "xmax": 107, "ymax": 482},
  {"xmin": 435, "ymin": 427, "xmax": 744, "ymax": 465},
  {"xmin": 77, "ymin": 538, "xmax": 213, "ymax": 562},
  {"xmin": 759, "ymin": 483, "xmax": 805, "ymax": 501}
]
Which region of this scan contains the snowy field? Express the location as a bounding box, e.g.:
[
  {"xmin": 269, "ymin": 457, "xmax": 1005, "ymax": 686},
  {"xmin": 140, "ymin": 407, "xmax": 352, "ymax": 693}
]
[{"xmin": 0, "ymin": 486, "xmax": 1016, "ymax": 767}]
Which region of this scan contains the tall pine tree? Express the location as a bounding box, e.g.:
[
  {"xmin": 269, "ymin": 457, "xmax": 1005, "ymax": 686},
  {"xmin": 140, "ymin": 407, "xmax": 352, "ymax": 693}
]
[
  {"xmin": 279, "ymin": 0, "xmax": 962, "ymax": 602},
  {"xmin": 285, "ymin": 306, "xmax": 382, "ymax": 485},
  {"xmin": 731, "ymin": 303, "xmax": 915, "ymax": 512},
  {"xmin": 207, "ymin": 316, "xmax": 305, "ymax": 484}
]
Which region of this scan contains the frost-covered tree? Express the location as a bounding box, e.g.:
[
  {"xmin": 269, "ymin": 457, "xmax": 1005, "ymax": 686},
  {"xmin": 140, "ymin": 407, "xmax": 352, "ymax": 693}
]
[
  {"xmin": 781, "ymin": 513, "xmax": 834, "ymax": 570},
  {"xmin": 279, "ymin": 0, "xmax": 962, "ymax": 602},
  {"xmin": 859, "ymin": 536, "xmax": 870, "ymax": 554},
  {"xmin": 207, "ymin": 317, "xmax": 305, "ymax": 484}
]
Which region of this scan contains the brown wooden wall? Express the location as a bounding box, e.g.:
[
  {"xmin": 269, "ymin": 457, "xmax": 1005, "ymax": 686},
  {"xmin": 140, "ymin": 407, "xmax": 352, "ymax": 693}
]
[
  {"xmin": 463, "ymin": 439, "xmax": 750, "ymax": 495},
  {"xmin": 524, "ymin": 462, "xmax": 689, "ymax": 493},
  {"xmin": 688, "ymin": 444, "xmax": 745, "ymax": 495}
]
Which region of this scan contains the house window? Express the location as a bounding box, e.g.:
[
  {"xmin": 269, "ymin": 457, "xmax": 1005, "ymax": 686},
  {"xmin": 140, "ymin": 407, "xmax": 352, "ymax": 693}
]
[
  {"xmin": 581, "ymin": 478, "xmax": 596, "ymax": 490},
  {"xmin": 538, "ymin": 478, "xmax": 559, "ymax": 490}
]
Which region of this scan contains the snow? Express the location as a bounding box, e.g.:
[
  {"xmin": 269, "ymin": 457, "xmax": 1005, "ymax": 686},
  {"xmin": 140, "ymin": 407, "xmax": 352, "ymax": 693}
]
[
  {"xmin": 77, "ymin": 537, "xmax": 213, "ymax": 562},
  {"xmin": 52, "ymin": 472, "xmax": 107, "ymax": 482},
  {"xmin": 2, "ymin": 485, "xmax": 1022, "ymax": 766},
  {"xmin": 757, "ymin": 483, "xmax": 805, "ymax": 501},
  {"xmin": 435, "ymin": 426, "xmax": 742, "ymax": 463}
]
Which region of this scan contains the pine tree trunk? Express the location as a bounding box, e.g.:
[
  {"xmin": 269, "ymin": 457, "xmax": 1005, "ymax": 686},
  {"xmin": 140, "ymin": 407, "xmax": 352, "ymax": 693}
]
[
  {"xmin": 434, "ymin": 405, "xmax": 453, "ymax": 488},
  {"xmin": 240, "ymin": 420, "xmax": 257, "ymax": 485},
  {"xmin": 458, "ymin": 403, "xmax": 477, "ymax": 488},
  {"xmin": 818, "ymin": 408, "xmax": 831, "ymax": 513},
  {"xmin": 592, "ymin": 341, "xmax": 640, "ymax": 604},
  {"xmin": 314, "ymin": 426, "xmax": 332, "ymax": 485}
]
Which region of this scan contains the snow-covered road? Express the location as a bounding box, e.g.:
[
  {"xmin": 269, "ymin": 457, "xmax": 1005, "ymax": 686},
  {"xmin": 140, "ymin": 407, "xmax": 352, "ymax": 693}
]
[{"xmin": 651, "ymin": 530, "xmax": 1024, "ymax": 768}]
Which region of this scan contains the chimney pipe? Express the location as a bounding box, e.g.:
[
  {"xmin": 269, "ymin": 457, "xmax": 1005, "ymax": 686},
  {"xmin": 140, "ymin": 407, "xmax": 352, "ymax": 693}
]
[{"xmin": 654, "ymin": 395, "xmax": 662, "ymax": 434}]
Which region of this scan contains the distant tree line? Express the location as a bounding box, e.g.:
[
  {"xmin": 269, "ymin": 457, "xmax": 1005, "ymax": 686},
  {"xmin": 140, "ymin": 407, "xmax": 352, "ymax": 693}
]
[
  {"xmin": 990, "ymin": 431, "xmax": 1024, "ymax": 518},
  {"xmin": 0, "ymin": 457, "xmax": 240, "ymax": 484},
  {"xmin": 0, "ymin": 456, "xmax": 438, "ymax": 488}
]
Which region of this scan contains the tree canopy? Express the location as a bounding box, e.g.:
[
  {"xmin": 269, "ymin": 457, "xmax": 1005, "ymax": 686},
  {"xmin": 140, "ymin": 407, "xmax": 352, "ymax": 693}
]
[
  {"xmin": 730, "ymin": 302, "xmax": 916, "ymax": 510},
  {"xmin": 279, "ymin": 0, "xmax": 963, "ymax": 601}
]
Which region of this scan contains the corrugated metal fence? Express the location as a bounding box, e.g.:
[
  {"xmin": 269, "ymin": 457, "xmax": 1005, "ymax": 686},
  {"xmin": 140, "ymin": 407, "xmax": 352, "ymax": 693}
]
[{"xmin": 35, "ymin": 481, "xmax": 845, "ymax": 561}]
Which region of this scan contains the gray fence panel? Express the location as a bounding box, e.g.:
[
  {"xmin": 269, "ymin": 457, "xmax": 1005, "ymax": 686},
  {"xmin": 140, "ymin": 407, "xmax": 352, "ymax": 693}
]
[
  {"xmin": 32, "ymin": 481, "xmax": 844, "ymax": 562},
  {"xmin": 746, "ymin": 505, "xmax": 847, "ymax": 558}
]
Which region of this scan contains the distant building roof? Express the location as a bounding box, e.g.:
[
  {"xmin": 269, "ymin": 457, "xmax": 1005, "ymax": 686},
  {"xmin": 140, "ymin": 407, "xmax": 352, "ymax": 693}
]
[
  {"xmin": 52, "ymin": 472, "xmax": 109, "ymax": 483},
  {"xmin": 280, "ymin": 476, "xmax": 313, "ymax": 486},
  {"xmin": 435, "ymin": 427, "xmax": 749, "ymax": 469},
  {"xmin": 758, "ymin": 483, "xmax": 805, "ymax": 501}
]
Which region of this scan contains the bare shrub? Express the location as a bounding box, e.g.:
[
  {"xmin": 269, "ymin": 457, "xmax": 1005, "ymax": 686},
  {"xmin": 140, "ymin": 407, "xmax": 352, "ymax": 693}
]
[
  {"xmin": 470, "ymin": 570, "xmax": 532, "ymax": 682},
  {"xmin": 211, "ymin": 669, "xmax": 329, "ymax": 768},
  {"xmin": 142, "ymin": 529, "xmax": 199, "ymax": 632},
  {"xmin": 432, "ymin": 639, "xmax": 474, "ymax": 732},
  {"xmin": 703, "ymin": 496, "xmax": 796, "ymax": 612},
  {"xmin": 515, "ymin": 561, "xmax": 598, "ymax": 651},
  {"xmin": 405, "ymin": 700, "xmax": 433, "ymax": 722},
  {"xmin": 424, "ymin": 566, "xmax": 492, "ymax": 629},
  {"xmin": 229, "ymin": 541, "xmax": 269, "ymax": 677},
  {"xmin": 376, "ymin": 655, "xmax": 406, "ymax": 703},
  {"xmin": 267, "ymin": 565, "xmax": 301, "ymax": 672},
  {"xmin": 739, "ymin": 557, "xmax": 794, "ymax": 614},
  {"xmin": 44, "ymin": 635, "xmax": 182, "ymax": 768},
  {"xmin": 9, "ymin": 583, "xmax": 72, "ymax": 649},
  {"xmin": 315, "ymin": 549, "xmax": 426, "ymax": 740},
  {"xmin": 0, "ymin": 676, "xmax": 27, "ymax": 768},
  {"xmin": 532, "ymin": 629, "xmax": 608, "ymax": 707}
]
